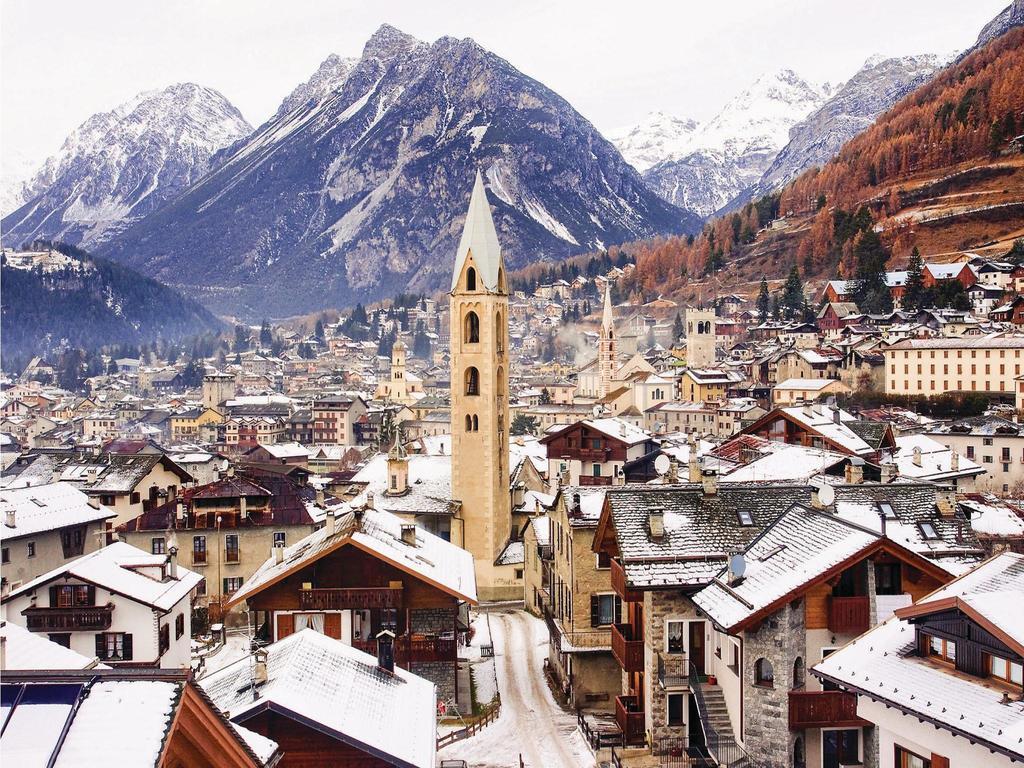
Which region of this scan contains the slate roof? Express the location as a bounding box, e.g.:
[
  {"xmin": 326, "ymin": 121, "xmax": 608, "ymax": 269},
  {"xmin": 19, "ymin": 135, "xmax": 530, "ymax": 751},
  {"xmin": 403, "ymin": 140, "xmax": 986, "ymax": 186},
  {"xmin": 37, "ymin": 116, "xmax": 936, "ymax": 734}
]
[{"xmin": 812, "ymin": 553, "xmax": 1024, "ymax": 763}]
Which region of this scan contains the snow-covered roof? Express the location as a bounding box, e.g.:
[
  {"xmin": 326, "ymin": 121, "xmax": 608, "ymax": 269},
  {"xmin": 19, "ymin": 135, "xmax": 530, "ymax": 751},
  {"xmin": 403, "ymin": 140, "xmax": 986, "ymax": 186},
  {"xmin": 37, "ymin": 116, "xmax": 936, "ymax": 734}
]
[
  {"xmin": 720, "ymin": 444, "xmax": 847, "ymax": 483},
  {"xmin": 0, "ymin": 621, "xmax": 108, "ymax": 670},
  {"xmin": 960, "ymin": 495, "xmax": 1024, "ymax": 537},
  {"xmin": 496, "ymin": 539, "xmax": 525, "ymax": 566},
  {"xmin": 229, "ymin": 505, "xmax": 477, "ymax": 607},
  {"xmin": 886, "ymin": 434, "xmax": 984, "ymax": 482},
  {"xmin": 352, "ymin": 454, "xmax": 452, "ymax": 517},
  {"xmin": 775, "ymin": 404, "xmax": 880, "ymax": 456},
  {"xmin": 579, "ymin": 418, "xmax": 652, "ymax": 446},
  {"xmin": 774, "ymin": 377, "xmax": 844, "ymax": 391},
  {"xmin": 527, "ymin": 515, "xmax": 551, "ymax": 546},
  {"xmin": 201, "ymin": 629, "xmax": 436, "ymax": 768},
  {"xmin": 255, "ymin": 442, "xmax": 309, "ymax": 459},
  {"xmin": 813, "ymin": 553, "xmax": 1024, "ymax": 762},
  {"xmin": 2, "ymin": 541, "xmax": 203, "ymax": 612},
  {"xmin": 0, "ymin": 482, "xmax": 113, "ymax": 542},
  {"xmin": 693, "ymin": 506, "xmax": 883, "ymax": 631}
]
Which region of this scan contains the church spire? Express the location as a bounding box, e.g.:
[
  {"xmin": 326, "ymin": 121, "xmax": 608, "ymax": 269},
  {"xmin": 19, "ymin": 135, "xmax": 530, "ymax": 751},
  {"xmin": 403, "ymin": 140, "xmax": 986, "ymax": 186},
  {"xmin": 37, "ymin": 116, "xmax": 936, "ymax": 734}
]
[
  {"xmin": 451, "ymin": 169, "xmax": 504, "ymax": 293},
  {"xmin": 601, "ymin": 280, "xmax": 614, "ymax": 334}
]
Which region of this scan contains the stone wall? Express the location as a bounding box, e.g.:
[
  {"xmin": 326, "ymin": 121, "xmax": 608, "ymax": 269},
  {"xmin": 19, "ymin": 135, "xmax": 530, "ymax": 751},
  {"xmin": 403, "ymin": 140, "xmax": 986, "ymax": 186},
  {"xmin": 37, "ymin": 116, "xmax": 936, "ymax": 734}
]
[
  {"xmin": 410, "ymin": 606, "xmax": 455, "ymax": 634},
  {"xmin": 743, "ymin": 601, "xmax": 805, "ymax": 767},
  {"xmin": 645, "ymin": 590, "xmax": 702, "ymax": 747},
  {"xmin": 411, "ymin": 660, "xmax": 456, "ymax": 703}
]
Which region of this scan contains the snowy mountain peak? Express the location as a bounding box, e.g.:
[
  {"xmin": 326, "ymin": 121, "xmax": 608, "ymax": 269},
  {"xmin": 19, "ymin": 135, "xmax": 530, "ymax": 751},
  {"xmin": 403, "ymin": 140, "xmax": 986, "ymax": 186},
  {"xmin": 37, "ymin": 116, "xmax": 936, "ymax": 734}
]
[
  {"xmin": 1, "ymin": 83, "xmax": 252, "ymax": 246},
  {"xmin": 611, "ymin": 111, "xmax": 700, "ymax": 172},
  {"xmin": 275, "ymin": 53, "xmax": 359, "ymax": 119},
  {"xmin": 362, "ymin": 23, "xmax": 425, "ymax": 61}
]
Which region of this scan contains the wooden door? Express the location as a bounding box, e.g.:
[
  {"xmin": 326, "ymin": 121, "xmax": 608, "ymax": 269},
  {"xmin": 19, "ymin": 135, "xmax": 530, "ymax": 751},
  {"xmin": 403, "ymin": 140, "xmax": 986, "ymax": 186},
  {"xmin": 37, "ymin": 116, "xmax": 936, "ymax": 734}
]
[
  {"xmin": 276, "ymin": 613, "xmax": 294, "ymax": 641},
  {"xmin": 689, "ymin": 621, "xmax": 705, "ymax": 675},
  {"xmin": 324, "ymin": 613, "xmax": 342, "ymax": 640}
]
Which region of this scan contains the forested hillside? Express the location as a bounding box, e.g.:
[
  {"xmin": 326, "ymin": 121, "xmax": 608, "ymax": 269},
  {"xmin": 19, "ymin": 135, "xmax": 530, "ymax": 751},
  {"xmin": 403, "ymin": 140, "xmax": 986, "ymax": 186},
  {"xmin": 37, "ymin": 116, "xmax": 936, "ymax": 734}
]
[
  {"xmin": 619, "ymin": 26, "xmax": 1024, "ymax": 302},
  {"xmin": 1, "ymin": 241, "xmax": 222, "ymax": 368}
]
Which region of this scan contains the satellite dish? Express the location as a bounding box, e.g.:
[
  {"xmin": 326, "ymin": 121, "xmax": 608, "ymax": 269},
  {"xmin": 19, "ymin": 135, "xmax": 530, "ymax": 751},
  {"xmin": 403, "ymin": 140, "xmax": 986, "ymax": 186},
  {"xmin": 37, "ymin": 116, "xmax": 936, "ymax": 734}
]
[
  {"xmin": 817, "ymin": 483, "xmax": 835, "ymax": 506},
  {"xmin": 654, "ymin": 454, "xmax": 671, "ymax": 476},
  {"xmin": 729, "ymin": 553, "xmax": 747, "ymax": 579}
]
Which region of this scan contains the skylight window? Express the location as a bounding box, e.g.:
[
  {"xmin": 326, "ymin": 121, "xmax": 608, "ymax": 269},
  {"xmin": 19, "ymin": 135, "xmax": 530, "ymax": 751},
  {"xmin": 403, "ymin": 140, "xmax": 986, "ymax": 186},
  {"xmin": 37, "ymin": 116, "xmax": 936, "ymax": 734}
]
[
  {"xmin": 736, "ymin": 510, "xmax": 754, "ymax": 526},
  {"xmin": 919, "ymin": 522, "xmax": 940, "ymax": 540},
  {"xmin": 30, "ymin": 498, "xmax": 46, "ymax": 507},
  {"xmin": 879, "ymin": 502, "xmax": 896, "ymax": 519}
]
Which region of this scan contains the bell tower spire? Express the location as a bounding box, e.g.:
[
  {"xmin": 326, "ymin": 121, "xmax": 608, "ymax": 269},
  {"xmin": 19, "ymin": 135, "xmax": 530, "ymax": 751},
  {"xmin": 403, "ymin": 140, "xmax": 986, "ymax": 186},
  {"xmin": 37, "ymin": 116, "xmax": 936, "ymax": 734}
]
[
  {"xmin": 449, "ymin": 171, "xmax": 513, "ymax": 600},
  {"xmin": 598, "ymin": 281, "xmax": 617, "ymax": 398}
]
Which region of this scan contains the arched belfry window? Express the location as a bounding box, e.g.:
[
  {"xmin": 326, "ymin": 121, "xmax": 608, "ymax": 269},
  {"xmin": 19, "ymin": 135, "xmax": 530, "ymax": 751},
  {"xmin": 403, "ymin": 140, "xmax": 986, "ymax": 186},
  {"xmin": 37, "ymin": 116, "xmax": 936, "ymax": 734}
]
[
  {"xmin": 465, "ymin": 312, "xmax": 480, "ymax": 343},
  {"xmin": 465, "ymin": 415, "xmax": 472, "ymax": 432},
  {"xmin": 466, "ymin": 267, "xmax": 477, "ymax": 291},
  {"xmin": 465, "ymin": 367, "xmax": 480, "ymax": 396},
  {"xmin": 472, "ymin": 415, "xmax": 479, "ymax": 431}
]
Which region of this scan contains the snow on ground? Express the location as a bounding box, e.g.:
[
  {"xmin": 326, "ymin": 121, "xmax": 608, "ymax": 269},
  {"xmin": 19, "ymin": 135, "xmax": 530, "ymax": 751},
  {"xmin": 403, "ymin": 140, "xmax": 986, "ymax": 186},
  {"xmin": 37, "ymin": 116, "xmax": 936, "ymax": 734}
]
[
  {"xmin": 467, "ymin": 611, "xmax": 498, "ymax": 705},
  {"xmin": 439, "ymin": 608, "xmax": 596, "ymax": 768},
  {"xmin": 198, "ymin": 629, "xmax": 252, "ymax": 678}
]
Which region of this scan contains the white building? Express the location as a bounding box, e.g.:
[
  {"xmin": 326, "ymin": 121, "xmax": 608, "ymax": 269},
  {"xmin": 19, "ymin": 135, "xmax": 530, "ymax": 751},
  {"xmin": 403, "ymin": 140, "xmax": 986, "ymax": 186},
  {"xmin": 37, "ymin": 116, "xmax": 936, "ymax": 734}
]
[
  {"xmin": 1, "ymin": 541, "xmax": 201, "ymax": 668},
  {"xmin": 813, "ymin": 552, "xmax": 1024, "ymax": 768}
]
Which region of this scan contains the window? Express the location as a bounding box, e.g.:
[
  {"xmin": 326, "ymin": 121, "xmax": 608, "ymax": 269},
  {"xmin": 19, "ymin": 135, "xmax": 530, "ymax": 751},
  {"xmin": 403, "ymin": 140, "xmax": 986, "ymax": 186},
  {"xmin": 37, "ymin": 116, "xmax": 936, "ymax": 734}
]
[
  {"xmin": 593, "ymin": 464, "xmax": 602, "ymax": 477},
  {"xmin": 590, "ymin": 594, "xmax": 618, "ymax": 627},
  {"xmin": 52, "ymin": 584, "xmax": 94, "ymax": 607},
  {"xmin": 225, "ymin": 534, "xmax": 239, "ymax": 563},
  {"xmin": 754, "ymin": 657, "xmax": 774, "ymax": 687},
  {"xmin": 895, "ymin": 746, "xmax": 930, "ymax": 768},
  {"xmin": 466, "ymin": 266, "xmax": 476, "ymax": 291},
  {"xmin": 823, "ymin": 729, "xmax": 859, "ymax": 768},
  {"xmin": 192, "ymin": 535, "xmax": 207, "ymax": 564},
  {"xmin": 667, "ymin": 692, "xmax": 685, "ymax": 726},
  {"xmin": 875, "ymin": 562, "xmax": 902, "ymax": 595},
  {"xmin": 96, "ymin": 632, "xmax": 133, "ymax": 661},
  {"xmin": 928, "ymin": 635, "xmax": 956, "ymax": 664},
  {"xmin": 1, "ymin": 547, "xmax": 8, "ymax": 564},
  {"xmin": 465, "ymin": 366, "xmax": 480, "ymax": 396},
  {"xmin": 990, "ymin": 655, "xmax": 1024, "ymax": 685},
  {"xmin": 918, "ymin": 522, "xmax": 939, "ymax": 540},
  {"xmin": 159, "ymin": 623, "xmax": 170, "ymax": 655},
  {"xmin": 48, "ymin": 633, "xmax": 71, "ymax": 648},
  {"xmin": 60, "ymin": 525, "xmax": 86, "ymax": 558},
  {"xmin": 793, "ymin": 656, "xmax": 805, "ymax": 688},
  {"xmin": 196, "ymin": 578, "xmax": 207, "ymax": 597},
  {"xmin": 151, "ymin": 537, "xmax": 166, "ymax": 555},
  {"xmin": 667, "ymin": 621, "xmax": 685, "ymax": 654},
  {"xmin": 130, "ymin": 491, "xmax": 141, "ymax": 505},
  {"xmin": 26, "ymin": 541, "xmax": 35, "ymax": 558},
  {"xmin": 514, "ymin": 568, "xmax": 524, "ymax": 579},
  {"xmin": 175, "ymin": 613, "xmax": 185, "ymax": 639},
  {"xmin": 464, "ymin": 311, "xmax": 480, "ymax": 343},
  {"xmin": 736, "ymin": 509, "xmax": 754, "ymax": 526},
  {"xmin": 273, "ymin": 532, "xmax": 286, "ymax": 547},
  {"xmin": 223, "ymin": 577, "xmax": 244, "ymax": 594},
  {"xmin": 595, "ymin": 551, "xmax": 611, "ymax": 570}
]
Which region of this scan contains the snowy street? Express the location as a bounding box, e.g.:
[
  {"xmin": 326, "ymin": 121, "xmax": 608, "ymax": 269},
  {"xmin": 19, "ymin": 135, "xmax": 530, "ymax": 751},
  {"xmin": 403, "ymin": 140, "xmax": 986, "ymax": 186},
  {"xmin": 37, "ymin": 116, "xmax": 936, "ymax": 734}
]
[{"xmin": 439, "ymin": 608, "xmax": 595, "ymax": 768}]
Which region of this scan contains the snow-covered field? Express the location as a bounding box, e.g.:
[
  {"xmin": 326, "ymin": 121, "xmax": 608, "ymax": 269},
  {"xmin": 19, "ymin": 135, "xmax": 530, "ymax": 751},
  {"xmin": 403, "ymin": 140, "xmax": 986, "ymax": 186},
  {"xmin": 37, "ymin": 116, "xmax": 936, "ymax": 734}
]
[{"xmin": 439, "ymin": 608, "xmax": 595, "ymax": 768}]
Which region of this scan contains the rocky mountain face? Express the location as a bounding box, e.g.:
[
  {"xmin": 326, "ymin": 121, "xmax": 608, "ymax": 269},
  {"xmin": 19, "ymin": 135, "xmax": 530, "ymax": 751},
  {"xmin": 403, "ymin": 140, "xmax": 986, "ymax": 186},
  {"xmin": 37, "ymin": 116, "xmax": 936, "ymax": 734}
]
[
  {"xmin": 1, "ymin": 84, "xmax": 252, "ymax": 248},
  {"xmin": 972, "ymin": 0, "xmax": 1024, "ymax": 52},
  {"xmin": 611, "ymin": 111, "xmax": 699, "ymax": 172},
  {"xmin": 97, "ymin": 25, "xmax": 697, "ymax": 318},
  {"xmin": 626, "ymin": 70, "xmax": 831, "ymax": 218},
  {"xmin": 1, "ymin": 242, "xmax": 221, "ymax": 367},
  {"xmin": 724, "ymin": 54, "xmax": 946, "ymax": 211},
  {"xmin": 273, "ymin": 53, "xmax": 358, "ymax": 120}
]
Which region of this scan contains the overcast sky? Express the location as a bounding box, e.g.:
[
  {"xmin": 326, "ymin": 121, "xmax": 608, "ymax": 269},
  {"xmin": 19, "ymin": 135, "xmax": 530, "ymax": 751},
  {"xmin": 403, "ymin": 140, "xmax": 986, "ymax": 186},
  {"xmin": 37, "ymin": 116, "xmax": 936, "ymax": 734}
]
[{"xmin": 0, "ymin": 0, "xmax": 1006, "ymax": 175}]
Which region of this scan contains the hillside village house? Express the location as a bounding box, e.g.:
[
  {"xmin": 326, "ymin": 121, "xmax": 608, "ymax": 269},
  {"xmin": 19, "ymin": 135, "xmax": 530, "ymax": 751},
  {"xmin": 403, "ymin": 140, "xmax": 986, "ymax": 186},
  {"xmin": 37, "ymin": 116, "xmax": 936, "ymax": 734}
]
[
  {"xmin": 814, "ymin": 552, "xmax": 1024, "ymax": 767},
  {"xmin": 225, "ymin": 501, "xmax": 477, "ymax": 702},
  {"xmin": 118, "ymin": 465, "xmax": 330, "ymax": 616},
  {"xmin": 882, "ymin": 336, "xmax": 1024, "ymax": 398},
  {"xmin": 0, "ymin": 483, "xmax": 114, "ymax": 592},
  {"xmin": 311, "ymin": 393, "xmax": 368, "ymax": 445},
  {"xmin": 1, "ymin": 541, "xmax": 202, "ymax": 668},
  {"xmin": 927, "ymin": 415, "xmax": 1024, "ymax": 495},
  {"xmin": 772, "ymin": 378, "xmax": 853, "ymax": 406},
  {"xmin": 741, "ymin": 403, "xmax": 897, "ymax": 464},
  {"xmin": 540, "ymin": 418, "xmax": 658, "ymax": 489}
]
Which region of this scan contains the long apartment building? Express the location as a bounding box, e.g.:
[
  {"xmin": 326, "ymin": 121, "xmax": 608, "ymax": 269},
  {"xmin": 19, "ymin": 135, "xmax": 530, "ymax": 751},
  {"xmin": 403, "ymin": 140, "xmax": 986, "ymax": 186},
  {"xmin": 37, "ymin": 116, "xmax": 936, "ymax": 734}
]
[{"xmin": 882, "ymin": 336, "xmax": 1024, "ymax": 398}]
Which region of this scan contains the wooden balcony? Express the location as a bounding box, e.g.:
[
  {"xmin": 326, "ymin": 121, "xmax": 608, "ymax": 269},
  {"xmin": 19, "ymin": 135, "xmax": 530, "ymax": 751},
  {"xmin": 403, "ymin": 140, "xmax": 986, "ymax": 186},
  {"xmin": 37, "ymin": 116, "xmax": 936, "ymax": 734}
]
[
  {"xmin": 299, "ymin": 587, "xmax": 403, "ymax": 611},
  {"xmin": 615, "ymin": 695, "xmax": 646, "ymax": 746},
  {"xmin": 576, "ymin": 448, "xmax": 610, "ymax": 461},
  {"xmin": 611, "ymin": 623, "xmax": 644, "ymax": 672},
  {"xmin": 579, "ymin": 475, "xmax": 612, "ymax": 487},
  {"xmin": 788, "ymin": 690, "xmax": 869, "ymax": 729},
  {"xmin": 611, "ymin": 558, "xmax": 642, "ymax": 603},
  {"xmin": 22, "ymin": 604, "xmax": 114, "ymax": 632},
  {"xmin": 350, "ymin": 634, "xmax": 456, "ymax": 664},
  {"xmin": 828, "ymin": 596, "xmax": 870, "ymax": 635}
]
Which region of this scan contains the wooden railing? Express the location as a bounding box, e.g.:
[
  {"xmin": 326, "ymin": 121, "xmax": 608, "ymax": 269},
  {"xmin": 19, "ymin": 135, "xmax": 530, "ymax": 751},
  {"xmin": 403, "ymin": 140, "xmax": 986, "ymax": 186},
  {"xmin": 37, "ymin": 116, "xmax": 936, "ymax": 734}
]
[
  {"xmin": 828, "ymin": 596, "xmax": 870, "ymax": 635},
  {"xmin": 615, "ymin": 695, "xmax": 646, "ymax": 746},
  {"xmin": 788, "ymin": 689, "xmax": 868, "ymax": 729},
  {"xmin": 22, "ymin": 604, "xmax": 114, "ymax": 632},
  {"xmin": 576, "ymin": 448, "xmax": 610, "ymax": 461},
  {"xmin": 579, "ymin": 475, "xmax": 612, "ymax": 486},
  {"xmin": 611, "ymin": 558, "xmax": 641, "ymax": 603},
  {"xmin": 351, "ymin": 634, "xmax": 456, "ymax": 664},
  {"xmin": 436, "ymin": 697, "xmax": 501, "ymax": 749},
  {"xmin": 299, "ymin": 587, "xmax": 403, "ymax": 611},
  {"xmin": 611, "ymin": 623, "xmax": 644, "ymax": 672}
]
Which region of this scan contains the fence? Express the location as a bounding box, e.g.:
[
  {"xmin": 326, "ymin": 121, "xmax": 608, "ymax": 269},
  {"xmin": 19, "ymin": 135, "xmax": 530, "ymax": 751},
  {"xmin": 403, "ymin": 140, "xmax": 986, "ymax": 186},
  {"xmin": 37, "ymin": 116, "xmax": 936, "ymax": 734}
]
[{"xmin": 436, "ymin": 697, "xmax": 502, "ymax": 749}]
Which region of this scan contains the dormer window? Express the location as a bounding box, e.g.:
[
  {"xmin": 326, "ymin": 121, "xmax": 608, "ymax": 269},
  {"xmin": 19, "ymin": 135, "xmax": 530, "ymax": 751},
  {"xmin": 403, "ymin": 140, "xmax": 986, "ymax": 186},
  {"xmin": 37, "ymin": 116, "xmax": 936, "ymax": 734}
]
[
  {"xmin": 737, "ymin": 509, "xmax": 754, "ymax": 526},
  {"xmin": 928, "ymin": 635, "xmax": 956, "ymax": 664},
  {"xmin": 918, "ymin": 522, "xmax": 939, "ymax": 540},
  {"xmin": 990, "ymin": 655, "xmax": 1023, "ymax": 686}
]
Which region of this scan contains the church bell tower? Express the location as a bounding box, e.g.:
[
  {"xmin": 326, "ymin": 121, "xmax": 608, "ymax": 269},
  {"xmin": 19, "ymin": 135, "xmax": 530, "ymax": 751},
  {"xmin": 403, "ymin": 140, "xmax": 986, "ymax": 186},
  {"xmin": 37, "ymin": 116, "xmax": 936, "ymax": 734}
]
[{"xmin": 450, "ymin": 171, "xmax": 513, "ymax": 600}]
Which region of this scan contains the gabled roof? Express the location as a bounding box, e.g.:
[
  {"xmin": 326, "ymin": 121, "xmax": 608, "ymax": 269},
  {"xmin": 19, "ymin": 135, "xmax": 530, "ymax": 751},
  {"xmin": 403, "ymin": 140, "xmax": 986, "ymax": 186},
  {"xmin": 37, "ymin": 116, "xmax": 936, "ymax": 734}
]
[
  {"xmin": 227, "ymin": 506, "xmax": 477, "ymax": 608},
  {"xmin": 2, "ymin": 541, "xmax": 203, "ymax": 612},
  {"xmin": 200, "ymin": 629, "xmax": 435, "ymax": 768},
  {"xmin": 0, "ymin": 621, "xmax": 108, "ymax": 670},
  {"xmin": 450, "ymin": 170, "xmax": 504, "ymax": 293},
  {"xmin": 0, "ymin": 483, "xmax": 113, "ymax": 542}
]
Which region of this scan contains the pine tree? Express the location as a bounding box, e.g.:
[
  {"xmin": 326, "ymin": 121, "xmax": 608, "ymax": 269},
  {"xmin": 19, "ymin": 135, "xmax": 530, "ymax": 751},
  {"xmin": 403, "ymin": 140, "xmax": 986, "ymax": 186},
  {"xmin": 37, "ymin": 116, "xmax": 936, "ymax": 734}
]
[
  {"xmin": 781, "ymin": 266, "xmax": 804, "ymax": 319},
  {"xmin": 756, "ymin": 277, "xmax": 770, "ymax": 321},
  {"xmin": 852, "ymin": 231, "xmax": 893, "ymax": 314},
  {"xmin": 903, "ymin": 247, "xmax": 925, "ymax": 310},
  {"xmin": 672, "ymin": 313, "xmax": 684, "ymax": 342},
  {"xmin": 771, "ymin": 294, "xmax": 781, "ymax": 320},
  {"xmin": 314, "ymin": 318, "xmax": 325, "ymax": 341},
  {"xmin": 259, "ymin": 320, "xmax": 272, "ymax": 348}
]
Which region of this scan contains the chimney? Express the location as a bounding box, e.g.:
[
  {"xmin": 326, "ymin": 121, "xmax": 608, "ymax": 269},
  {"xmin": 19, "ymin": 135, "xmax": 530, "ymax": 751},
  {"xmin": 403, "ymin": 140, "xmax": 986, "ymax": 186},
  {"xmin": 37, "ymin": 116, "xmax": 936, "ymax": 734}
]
[
  {"xmin": 52, "ymin": 467, "xmax": 63, "ymax": 484},
  {"xmin": 167, "ymin": 545, "xmax": 178, "ymax": 580},
  {"xmin": 86, "ymin": 467, "xmax": 97, "ymax": 485},
  {"xmin": 648, "ymin": 509, "xmax": 665, "ymax": 540},
  {"xmin": 274, "ymin": 542, "xmax": 285, "ymax": 564},
  {"xmin": 688, "ymin": 451, "xmax": 701, "ymax": 484},
  {"xmin": 227, "ymin": 465, "xmax": 235, "ymax": 478},
  {"xmin": 878, "ymin": 507, "xmax": 887, "ymax": 537},
  {"xmin": 376, "ymin": 629, "xmax": 396, "ymax": 673},
  {"xmin": 881, "ymin": 463, "xmax": 897, "ymax": 483},
  {"xmin": 253, "ymin": 647, "xmax": 269, "ymax": 688},
  {"xmin": 5, "ymin": 509, "xmax": 15, "ymax": 528},
  {"xmin": 325, "ymin": 512, "xmax": 336, "ymax": 536},
  {"xmin": 400, "ymin": 523, "xmax": 417, "ymax": 547},
  {"xmin": 87, "ymin": 496, "xmax": 101, "ymax": 510},
  {"xmin": 936, "ymin": 488, "xmax": 957, "ymax": 517},
  {"xmin": 702, "ymin": 468, "xmax": 719, "ymax": 496},
  {"xmin": 810, "ymin": 485, "xmax": 825, "ymax": 510},
  {"xmin": 950, "ymin": 451, "xmax": 959, "ymax": 472},
  {"xmin": 912, "ymin": 446, "xmax": 922, "ymax": 467},
  {"xmin": 667, "ymin": 458, "xmax": 679, "ymax": 484},
  {"xmin": 571, "ymin": 492, "xmax": 581, "ymax": 518},
  {"xmin": 315, "ymin": 487, "xmax": 325, "ymax": 506},
  {"xmin": 832, "ymin": 407, "xmax": 841, "ymax": 425},
  {"xmin": 845, "ymin": 459, "xmax": 864, "ymax": 485},
  {"xmin": 365, "ymin": 492, "xmax": 374, "ymax": 511}
]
